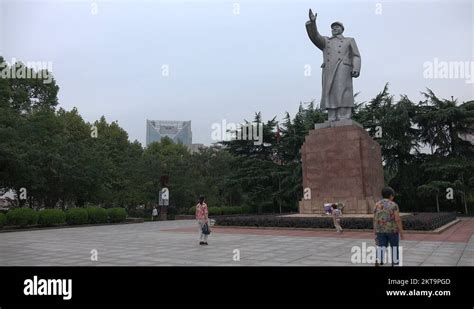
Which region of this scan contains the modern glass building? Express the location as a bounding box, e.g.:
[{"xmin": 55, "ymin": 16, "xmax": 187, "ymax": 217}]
[{"xmin": 146, "ymin": 120, "xmax": 192, "ymax": 147}]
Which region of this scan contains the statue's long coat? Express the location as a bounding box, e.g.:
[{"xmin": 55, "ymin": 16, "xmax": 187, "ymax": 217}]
[{"xmin": 306, "ymin": 21, "xmax": 361, "ymax": 110}]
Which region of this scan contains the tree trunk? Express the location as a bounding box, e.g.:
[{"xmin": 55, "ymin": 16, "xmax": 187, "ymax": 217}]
[
  {"xmin": 436, "ymin": 194, "xmax": 439, "ymax": 212},
  {"xmin": 159, "ymin": 206, "xmax": 167, "ymax": 221},
  {"xmin": 463, "ymin": 192, "xmax": 468, "ymax": 215},
  {"xmin": 278, "ymin": 176, "xmax": 282, "ymax": 214}
]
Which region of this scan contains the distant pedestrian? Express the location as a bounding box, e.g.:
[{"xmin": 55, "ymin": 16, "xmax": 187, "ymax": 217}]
[
  {"xmin": 374, "ymin": 186, "xmax": 404, "ymax": 266},
  {"xmin": 195, "ymin": 195, "xmax": 210, "ymax": 245},
  {"xmin": 152, "ymin": 206, "xmax": 158, "ymax": 221},
  {"xmin": 332, "ymin": 203, "xmax": 343, "ymax": 233}
]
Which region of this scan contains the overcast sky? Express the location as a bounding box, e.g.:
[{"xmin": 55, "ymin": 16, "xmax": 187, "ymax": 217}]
[{"xmin": 1, "ymin": 0, "xmax": 473, "ymax": 145}]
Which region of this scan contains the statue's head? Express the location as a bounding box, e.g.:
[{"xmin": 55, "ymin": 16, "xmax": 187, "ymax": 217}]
[{"xmin": 331, "ymin": 21, "xmax": 344, "ymax": 36}]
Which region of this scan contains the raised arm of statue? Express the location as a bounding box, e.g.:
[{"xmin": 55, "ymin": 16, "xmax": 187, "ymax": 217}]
[{"xmin": 305, "ymin": 9, "xmax": 325, "ymax": 51}]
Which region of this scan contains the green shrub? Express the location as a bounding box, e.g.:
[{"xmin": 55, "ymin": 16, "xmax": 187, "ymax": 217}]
[
  {"xmin": 66, "ymin": 208, "xmax": 88, "ymax": 225},
  {"xmin": 208, "ymin": 207, "xmax": 223, "ymax": 216},
  {"xmin": 220, "ymin": 207, "xmax": 231, "ymax": 215},
  {"xmin": 466, "ymin": 197, "xmax": 474, "ymax": 212},
  {"xmin": 189, "ymin": 205, "xmax": 252, "ymax": 217},
  {"xmin": 166, "ymin": 206, "xmax": 177, "ymax": 220},
  {"xmin": 107, "ymin": 207, "xmax": 127, "ymax": 223},
  {"xmin": 212, "ymin": 206, "xmax": 253, "ymax": 216},
  {"xmin": 219, "ymin": 207, "xmax": 228, "ymax": 215},
  {"xmin": 86, "ymin": 207, "xmax": 108, "ymax": 224},
  {"xmin": 38, "ymin": 209, "xmax": 66, "ymax": 227},
  {"xmin": 188, "ymin": 206, "xmax": 196, "ymax": 215},
  {"xmin": 221, "ymin": 207, "xmax": 244, "ymax": 215},
  {"xmin": 178, "ymin": 207, "xmax": 189, "ymax": 215},
  {"xmin": 260, "ymin": 201, "xmax": 277, "ymax": 213},
  {"xmin": 127, "ymin": 208, "xmax": 152, "ymax": 218},
  {"xmin": 0, "ymin": 213, "xmax": 6, "ymax": 228},
  {"xmin": 241, "ymin": 206, "xmax": 253, "ymax": 214},
  {"xmin": 6, "ymin": 208, "xmax": 38, "ymax": 227}
]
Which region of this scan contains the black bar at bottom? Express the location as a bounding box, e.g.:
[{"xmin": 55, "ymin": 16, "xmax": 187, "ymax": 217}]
[{"xmin": 0, "ymin": 267, "xmax": 472, "ymax": 306}]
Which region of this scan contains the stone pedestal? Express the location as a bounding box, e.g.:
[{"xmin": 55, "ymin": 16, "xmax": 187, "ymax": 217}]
[
  {"xmin": 299, "ymin": 120, "xmax": 384, "ymax": 214},
  {"xmin": 159, "ymin": 206, "xmax": 167, "ymax": 221}
]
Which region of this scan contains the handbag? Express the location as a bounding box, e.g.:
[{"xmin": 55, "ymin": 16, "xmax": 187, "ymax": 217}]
[{"xmin": 202, "ymin": 222, "xmax": 211, "ymax": 235}]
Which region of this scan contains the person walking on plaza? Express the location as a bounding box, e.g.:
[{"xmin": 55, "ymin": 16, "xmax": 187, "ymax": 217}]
[
  {"xmin": 195, "ymin": 195, "xmax": 210, "ymax": 245},
  {"xmin": 332, "ymin": 203, "xmax": 343, "ymax": 233},
  {"xmin": 374, "ymin": 187, "xmax": 405, "ymax": 266},
  {"xmin": 152, "ymin": 206, "xmax": 158, "ymax": 221}
]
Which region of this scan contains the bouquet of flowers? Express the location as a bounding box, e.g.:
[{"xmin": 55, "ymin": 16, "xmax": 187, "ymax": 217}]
[{"xmin": 323, "ymin": 203, "xmax": 333, "ymax": 215}]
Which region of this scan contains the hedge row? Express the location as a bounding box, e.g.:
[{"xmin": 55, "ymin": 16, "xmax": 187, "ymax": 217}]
[
  {"xmin": 0, "ymin": 213, "xmax": 7, "ymax": 227},
  {"xmin": 402, "ymin": 212, "xmax": 458, "ymax": 231},
  {"xmin": 38, "ymin": 209, "xmax": 66, "ymax": 227},
  {"xmin": 0, "ymin": 207, "xmax": 127, "ymax": 228},
  {"xmin": 107, "ymin": 208, "xmax": 127, "ymax": 223},
  {"xmin": 187, "ymin": 206, "xmax": 251, "ymax": 216},
  {"xmin": 66, "ymin": 208, "xmax": 89, "ymax": 225},
  {"xmin": 6, "ymin": 208, "xmax": 38, "ymax": 227},
  {"xmin": 215, "ymin": 212, "xmax": 457, "ymax": 231},
  {"xmin": 87, "ymin": 207, "xmax": 108, "ymax": 224},
  {"xmin": 127, "ymin": 208, "xmax": 152, "ymax": 218}
]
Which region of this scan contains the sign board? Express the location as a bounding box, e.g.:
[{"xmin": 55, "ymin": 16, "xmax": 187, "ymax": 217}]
[{"xmin": 159, "ymin": 188, "xmax": 169, "ymax": 206}]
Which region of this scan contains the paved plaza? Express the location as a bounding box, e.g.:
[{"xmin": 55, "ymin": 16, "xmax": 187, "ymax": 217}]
[{"xmin": 0, "ymin": 219, "xmax": 473, "ymax": 266}]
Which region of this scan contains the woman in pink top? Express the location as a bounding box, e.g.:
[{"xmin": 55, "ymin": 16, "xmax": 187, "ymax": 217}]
[{"xmin": 195, "ymin": 195, "xmax": 209, "ymax": 245}]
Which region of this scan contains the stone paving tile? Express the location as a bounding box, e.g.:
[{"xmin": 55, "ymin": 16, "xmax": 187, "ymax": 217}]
[{"xmin": 458, "ymin": 259, "xmax": 474, "ymax": 266}]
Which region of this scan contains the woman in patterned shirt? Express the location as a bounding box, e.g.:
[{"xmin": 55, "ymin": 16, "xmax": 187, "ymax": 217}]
[
  {"xmin": 195, "ymin": 195, "xmax": 209, "ymax": 246},
  {"xmin": 374, "ymin": 187, "xmax": 404, "ymax": 266}
]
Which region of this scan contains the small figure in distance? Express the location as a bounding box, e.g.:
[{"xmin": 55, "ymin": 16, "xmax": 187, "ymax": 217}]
[
  {"xmin": 332, "ymin": 203, "xmax": 343, "ymax": 233},
  {"xmin": 152, "ymin": 205, "xmax": 158, "ymax": 221}
]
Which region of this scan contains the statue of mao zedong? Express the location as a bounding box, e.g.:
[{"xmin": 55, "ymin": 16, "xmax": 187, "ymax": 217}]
[{"xmin": 305, "ymin": 9, "xmax": 361, "ymax": 121}]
